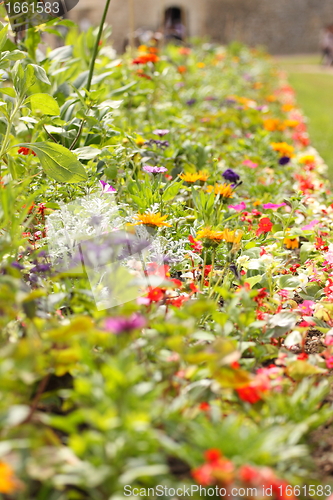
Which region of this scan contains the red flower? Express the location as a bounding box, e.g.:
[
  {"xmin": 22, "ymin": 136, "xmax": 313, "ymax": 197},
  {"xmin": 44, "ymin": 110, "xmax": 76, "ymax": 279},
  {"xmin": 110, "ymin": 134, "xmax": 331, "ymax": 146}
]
[
  {"xmin": 189, "ymin": 282, "xmax": 199, "ymax": 293},
  {"xmin": 18, "ymin": 147, "xmax": 36, "ymax": 156},
  {"xmin": 297, "ymin": 353, "xmax": 308, "ymax": 360},
  {"xmin": 239, "ymin": 464, "xmax": 259, "ymax": 483},
  {"xmin": 236, "ymin": 375, "xmax": 270, "ymax": 404},
  {"xmin": 199, "ymin": 402, "xmax": 210, "ymax": 411},
  {"xmin": 256, "ymin": 217, "xmax": 273, "ymax": 236},
  {"xmin": 188, "ymin": 235, "xmax": 203, "ymax": 254},
  {"xmin": 147, "ymin": 287, "xmax": 164, "ymax": 302},
  {"xmin": 204, "ymin": 449, "xmax": 221, "ymax": 463}
]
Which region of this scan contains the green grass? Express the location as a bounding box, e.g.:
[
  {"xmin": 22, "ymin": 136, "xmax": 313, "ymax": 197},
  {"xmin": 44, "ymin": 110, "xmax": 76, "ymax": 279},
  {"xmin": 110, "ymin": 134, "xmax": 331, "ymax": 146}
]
[{"xmin": 276, "ymin": 56, "xmax": 333, "ymax": 179}]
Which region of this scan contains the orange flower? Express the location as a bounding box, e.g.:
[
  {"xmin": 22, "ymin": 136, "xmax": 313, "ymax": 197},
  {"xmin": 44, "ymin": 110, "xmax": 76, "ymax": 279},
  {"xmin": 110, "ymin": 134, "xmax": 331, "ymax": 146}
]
[
  {"xmin": 133, "ymin": 212, "xmax": 172, "ymax": 227},
  {"xmin": 132, "ymin": 53, "xmax": 159, "ymax": 65},
  {"xmin": 178, "ymin": 65, "xmax": 187, "ymax": 74},
  {"xmin": 0, "ymin": 462, "xmax": 21, "ymax": 494},
  {"xmin": 197, "ymin": 228, "xmax": 242, "ymax": 245},
  {"xmin": 299, "ymin": 154, "xmax": 315, "ymax": 165},
  {"xmin": 282, "ymin": 103, "xmax": 294, "ymax": 112},
  {"xmin": 271, "ymin": 142, "xmax": 294, "ymax": 157},
  {"xmin": 263, "ymin": 118, "xmax": 285, "ymax": 132},
  {"xmin": 206, "ymin": 183, "xmax": 234, "ymax": 198},
  {"xmin": 284, "ymin": 237, "xmax": 299, "ymax": 249}
]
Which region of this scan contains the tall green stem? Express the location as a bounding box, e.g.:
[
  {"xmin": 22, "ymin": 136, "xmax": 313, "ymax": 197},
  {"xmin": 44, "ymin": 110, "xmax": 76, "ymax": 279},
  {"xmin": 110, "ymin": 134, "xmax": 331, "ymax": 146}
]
[{"xmin": 86, "ymin": 0, "xmax": 113, "ymax": 92}]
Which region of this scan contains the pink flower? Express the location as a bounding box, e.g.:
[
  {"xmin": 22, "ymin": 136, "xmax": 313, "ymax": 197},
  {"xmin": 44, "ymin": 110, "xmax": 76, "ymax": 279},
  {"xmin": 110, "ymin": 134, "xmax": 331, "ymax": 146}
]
[
  {"xmin": 326, "ymin": 356, "xmax": 333, "ymax": 369},
  {"xmin": 278, "ymin": 289, "xmax": 289, "ymax": 299},
  {"xmin": 301, "ymin": 219, "xmax": 319, "ymax": 231},
  {"xmin": 228, "ymin": 202, "xmax": 246, "ymax": 212},
  {"xmin": 298, "ymin": 300, "xmax": 315, "ymax": 316},
  {"xmin": 242, "ymin": 159, "xmax": 258, "ymax": 169},
  {"xmin": 262, "ymin": 203, "xmax": 286, "ymax": 210},
  {"xmin": 325, "ymin": 335, "xmax": 333, "ymax": 346}
]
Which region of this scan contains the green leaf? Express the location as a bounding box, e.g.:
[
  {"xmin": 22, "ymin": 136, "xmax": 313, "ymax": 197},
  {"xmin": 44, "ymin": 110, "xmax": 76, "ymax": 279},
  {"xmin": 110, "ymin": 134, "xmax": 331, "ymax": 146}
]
[
  {"xmin": 31, "ymin": 64, "xmax": 51, "ymax": 85},
  {"xmin": 0, "ymin": 87, "xmax": 16, "ymax": 97},
  {"xmin": 73, "ymin": 146, "xmax": 101, "ymax": 160},
  {"xmin": 0, "ymin": 24, "xmax": 8, "ymax": 52},
  {"xmin": 29, "ymin": 93, "xmax": 60, "ymax": 116},
  {"xmin": 286, "ymin": 360, "xmax": 327, "ymax": 381},
  {"xmin": 110, "ymin": 81, "xmax": 137, "ymax": 96},
  {"xmin": 17, "ymin": 142, "xmax": 87, "ymax": 183}
]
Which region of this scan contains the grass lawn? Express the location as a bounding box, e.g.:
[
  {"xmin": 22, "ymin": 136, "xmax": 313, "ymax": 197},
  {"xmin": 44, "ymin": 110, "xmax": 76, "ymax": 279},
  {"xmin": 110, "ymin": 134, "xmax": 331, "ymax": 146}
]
[{"xmin": 276, "ymin": 56, "xmax": 333, "ymax": 179}]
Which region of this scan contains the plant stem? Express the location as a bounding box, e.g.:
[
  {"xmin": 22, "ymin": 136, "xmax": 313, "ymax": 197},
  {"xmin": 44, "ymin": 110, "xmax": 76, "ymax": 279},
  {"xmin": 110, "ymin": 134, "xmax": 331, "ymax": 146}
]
[{"xmin": 86, "ymin": 0, "xmax": 113, "ymax": 92}]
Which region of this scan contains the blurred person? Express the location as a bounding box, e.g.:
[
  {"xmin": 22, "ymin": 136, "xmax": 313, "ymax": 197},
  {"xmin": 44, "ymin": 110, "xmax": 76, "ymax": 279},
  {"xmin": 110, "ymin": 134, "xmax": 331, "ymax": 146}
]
[{"xmin": 321, "ymin": 24, "xmax": 333, "ymax": 65}]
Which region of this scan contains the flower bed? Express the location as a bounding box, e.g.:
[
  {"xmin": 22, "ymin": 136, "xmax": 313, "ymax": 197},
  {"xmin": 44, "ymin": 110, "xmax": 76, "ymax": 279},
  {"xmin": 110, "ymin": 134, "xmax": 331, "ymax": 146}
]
[{"xmin": 1, "ymin": 22, "xmax": 333, "ymax": 498}]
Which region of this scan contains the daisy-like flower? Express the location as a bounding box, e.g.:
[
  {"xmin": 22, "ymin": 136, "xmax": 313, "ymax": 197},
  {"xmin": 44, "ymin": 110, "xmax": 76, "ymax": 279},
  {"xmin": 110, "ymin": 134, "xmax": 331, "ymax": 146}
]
[
  {"xmin": 143, "ymin": 165, "xmax": 168, "ymax": 174},
  {"xmin": 179, "ymin": 171, "xmax": 209, "ymax": 182},
  {"xmin": 197, "ymin": 228, "xmax": 242, "ymax": 245},
  {"xmin": 99, "ymin": 180, "xmax": 116, "ymax": 193},
  {"xmin": 153, "ymin": 129, "xmax": 169, "ymax": 137},
  {"xmin": 133, "ymin": 212, "xmax": 172, "ymax": 227},
  {"xmin": 206, "ymin": 183, "xmax": 234, "ymax": 198}
]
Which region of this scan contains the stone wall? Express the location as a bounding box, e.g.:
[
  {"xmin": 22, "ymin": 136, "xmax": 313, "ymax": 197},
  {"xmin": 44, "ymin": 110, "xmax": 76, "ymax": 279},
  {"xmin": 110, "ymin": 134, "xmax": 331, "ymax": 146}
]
[
  {"xmin": 206, "ymin": 0, "xmax": 333, "ymax": 54},
  {"xmin": 69, "ymin": 0, "xmax": 333, "ymax": 54}
]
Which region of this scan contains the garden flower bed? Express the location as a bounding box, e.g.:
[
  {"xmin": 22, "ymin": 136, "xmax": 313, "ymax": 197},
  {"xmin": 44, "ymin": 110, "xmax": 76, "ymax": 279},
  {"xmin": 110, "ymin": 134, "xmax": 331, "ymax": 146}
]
[{"xmin": 1, "ymin": 20, "xmax": 333, "ymax": 499}]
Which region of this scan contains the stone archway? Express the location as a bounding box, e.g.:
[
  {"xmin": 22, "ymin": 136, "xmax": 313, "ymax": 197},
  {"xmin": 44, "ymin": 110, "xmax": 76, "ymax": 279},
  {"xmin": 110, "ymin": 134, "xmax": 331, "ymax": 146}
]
[{"xmin": 164, "ymin": 6, "xmax": 186, "ymax": 41}]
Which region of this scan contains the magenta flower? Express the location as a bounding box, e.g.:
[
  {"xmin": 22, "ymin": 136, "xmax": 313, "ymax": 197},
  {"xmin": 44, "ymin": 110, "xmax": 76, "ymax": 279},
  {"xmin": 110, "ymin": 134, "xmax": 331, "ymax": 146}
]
[
  {"xmin": 228, "ymin": 202, "xmax": 246, "ymax": 212},
  {"xmin": 262, "ymin": 203, "xmax": 286, "ymax": 210},
  {"xmin": 99, "ymin": 180, "xmax": 116, "ymax": 193},
  {"xmin": 301, "ymin": 219, "xmax": 319, "ymax": 231},
  {"xmin": 242, "ymin": 159, "xmax": 258, "ymax": 169},
  {"xmin": 326, "ymin": 356, "xmax": 333, "ymax": 369},
  {"xmin": 298, "ymin": 300, "xmax": 315, "ymax": 316},
  {"xmin": 153, "ymin": 129, "xmax": 169, "ymax": 137},
  {"xmin": 143, "ymin": 165, "xmax": 168, "ymax": 174},
  {"xmin": 104, "ymin": 313, "xmax": 146, "ymax": 334}
]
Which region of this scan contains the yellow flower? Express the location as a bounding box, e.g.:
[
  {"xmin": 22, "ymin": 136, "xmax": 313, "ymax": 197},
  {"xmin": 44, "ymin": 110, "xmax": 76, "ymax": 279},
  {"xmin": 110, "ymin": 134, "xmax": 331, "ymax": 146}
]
[
  {"xmin": 197, "ymin": 62, "xmax": 206, "ymax": 68},
  {"xmin": 0, "ymin": 462, "xmax": 20, "ymax": 494},
  {"xmin": 138, "ymin": 45, "xmax": 148, "ymax": 52},
  {"xmin": 197, "ymin": 228, "xmax": 242, "ymax": 245},
  {"xmin": 179, "ymin": 171, "xmax": 209, "ymax": 182},
  {"xmin": 299, "ymin": 154, "xmax": 315, "ymax": 165},
  {"xmin": 206, "ymin": 183, "xmax": 234, "ymax": 198},
  {"xmin": 253, "ymin": 199, "xmax": 261, "ymax": 206},
  {"xmin": 266, "ymin": 94, "xmax": 277, "ymax": 102},
  {"xmin": 133, "ymin": 212, "xmax": 172, "ymax": 227},
  {"xmin": 271, "ymin": 142, "xmax": 294, "ymax": 157},
  {"xmin": 135, "ymin": 136, "xmax": 146, "ymax": 146},
  {"xmin": 284, "ymin": 119, "xmax": 299, "ymax": 128}
]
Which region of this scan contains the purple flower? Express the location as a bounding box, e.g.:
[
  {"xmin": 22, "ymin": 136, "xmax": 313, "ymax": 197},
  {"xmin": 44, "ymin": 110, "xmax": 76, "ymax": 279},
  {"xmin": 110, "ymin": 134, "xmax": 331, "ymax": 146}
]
[
  {"xmin": 153, "ymin": 129, "xmax": 169, "ymax": 137},
  {"xmin": 11, "ymin": 261, "xmax": 24, "ymax": 270},
  {"xmin": 279, "ymin": 156, "xmax": 291, "ymax": 165},
  {"xmin": 104, "ymin": 313, "xmax": 146, "ymax": 334},
  {"xmin": 186, "ymin": 99, "xmax": 196, "ymax": 106},
  {"xmin": 99, "ymin": 180, "xmax": 116, "ymax": 193},
  {"xmin": 143, "ymin": 165, "xmax": 168, "ymax": 174},
  {"xmin": 222, "ymin": 169, "xmax": 240, "ymax": 183}
]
